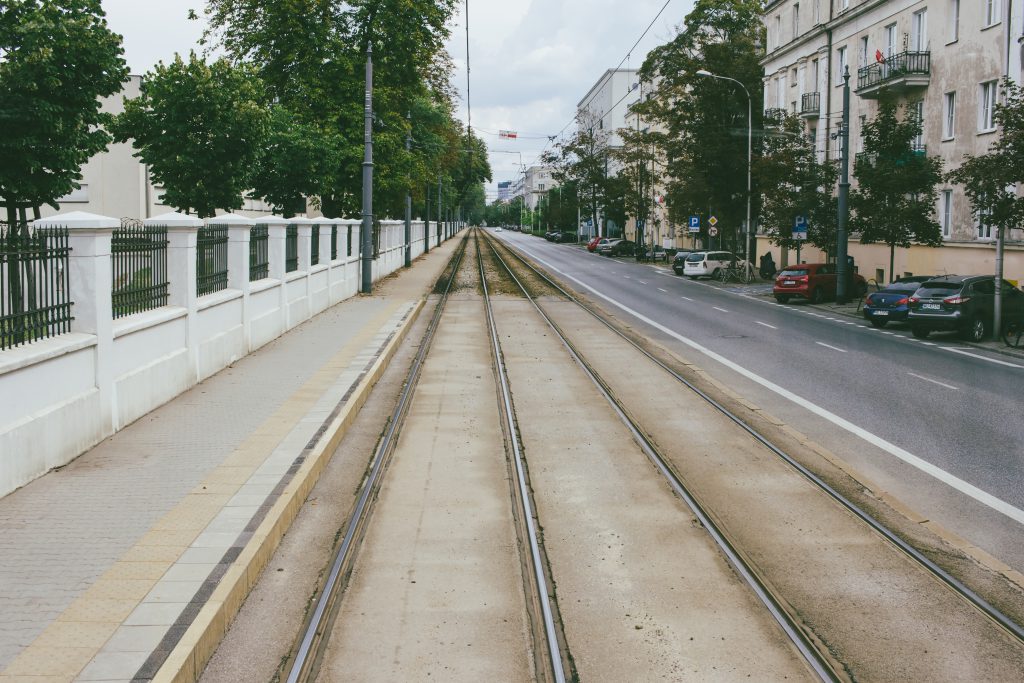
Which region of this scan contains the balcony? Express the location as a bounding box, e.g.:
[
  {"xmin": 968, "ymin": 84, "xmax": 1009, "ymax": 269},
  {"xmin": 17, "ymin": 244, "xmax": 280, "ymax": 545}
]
[
  {"xmin": 856, "ymin": 51, "xmax": 930, "ymax": 99},
  {"xmin": 855, "ymin": 145, "xmax": 927, "ymax": 168},
  {"xmin": 800, "ymin": 92, "xmax": 820, "ymax": 118},
  {"xmin": 763, "ymin": 108, "xmax": 789, "ymax": 127}
]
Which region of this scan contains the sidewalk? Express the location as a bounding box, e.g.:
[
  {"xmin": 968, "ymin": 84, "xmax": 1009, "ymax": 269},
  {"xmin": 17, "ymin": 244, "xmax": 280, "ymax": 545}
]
[{"xmin": 0, "ymin": 237, "xmax": 459, "ymax": 683}]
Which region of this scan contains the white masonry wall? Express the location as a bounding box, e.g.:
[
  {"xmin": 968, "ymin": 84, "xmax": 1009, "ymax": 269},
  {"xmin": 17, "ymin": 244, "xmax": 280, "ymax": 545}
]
[{"xmin": 0, "ymin": 211, "xmax": 461, "ymax": 498}]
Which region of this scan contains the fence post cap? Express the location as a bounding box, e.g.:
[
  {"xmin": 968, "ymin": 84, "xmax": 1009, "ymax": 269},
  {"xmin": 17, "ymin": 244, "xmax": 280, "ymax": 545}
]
[
  {"xmin": 337, "ymin": 218, "xmax": 362, "ymax": 226},
  {"xmin": 33, "ymin": 211, "xmax": 119, "ymax": 229},
  {"xmin": 145, "ymin": 211, "xmax": 203, "ymax": 227},
  {"xmin": 252, "ymin": 214, "xmax": 289, "ymax": 227},
  {"xmin": 320, "ymin": 217, "xmax": 345, "ymax": 224},
  {"xmin": 208, "ymin": 212, "xmax": 256, "ymax": 226},
  {"xmin": 288, "ymin": 216, "xmax": 318, "ymax": 225}
]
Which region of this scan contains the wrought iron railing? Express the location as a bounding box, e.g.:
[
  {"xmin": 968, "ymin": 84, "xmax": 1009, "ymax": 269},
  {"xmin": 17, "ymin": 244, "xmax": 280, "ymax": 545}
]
[
  {"xmin": 111, "ymin": 220, "xmax": 168, "ymax": 318},
  {"xmin": 249, "ymin": 225, "xmax": 269, "ymax": 281},
  {"xmin": 285, "ymin": 225, "xmax": 298, "ymax": 272},
  {"xmin": 196, "ymin": 224, "xmax": 229, "ymax": 296},
  {"xmin": 763, "ymin": 107, "xmax": 788, "ymax": 126},
  {"xmin": 330, "ymin": 225, "xmax": 338, "ymax": 261},
  {"xmin": 855, "ymin": 144, "xmax": 927, "ymax": 168},
  {"xmin": 311, "ymin": 225, "xmax": 320, "ymax": 266},
  {"xmin": 857, "ymin": 51, "xmax": 930, "ymax": 91},
  {"xmin": 800, "ymin": 92, "xmax": 820, "ymax": 115},
  {"xmin": 1, "ymin": 222, "xmax": 73, "ymax": 350},
  {"xmin": 346, "ymin": 225, "xmax": 353, "ymax": 257}
]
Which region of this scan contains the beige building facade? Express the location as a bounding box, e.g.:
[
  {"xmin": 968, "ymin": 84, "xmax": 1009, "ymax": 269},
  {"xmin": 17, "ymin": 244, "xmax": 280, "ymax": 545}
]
[{"xmin": 761, "ymin": 0, "xmax": 1024, "ymax": 282}]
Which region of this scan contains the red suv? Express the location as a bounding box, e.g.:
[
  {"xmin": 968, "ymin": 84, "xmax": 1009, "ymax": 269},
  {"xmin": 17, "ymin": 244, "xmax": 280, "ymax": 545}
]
[{"xmin": 773, "ymin": 263, "xmax": 867, "ymax": 304}]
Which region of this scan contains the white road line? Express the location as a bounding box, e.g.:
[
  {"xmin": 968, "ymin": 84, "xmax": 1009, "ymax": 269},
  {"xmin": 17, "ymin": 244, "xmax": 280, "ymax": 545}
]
[
  {"xmin": 623, "ymin": 275, "xmax": 631, "ymax": 279},
  {"xmin": 908, "ymin": 372, "xmax": 959, "ymax": 391},
  {"xmin": 518, "ymin": 249, "xmax": 1024, "ymax": 527},
  {"xmin": 657, "ymin": 288, "xmax": 668, "ymax": 293},
  {"xmin": 713, "ymin": 306, "xmax": 730, "ymax": 313},
  {"xmin": 815, "ymin": 341, "xmax": 847, "ymax": 353},
  {"xmin": 637, "ymin": 280, "xmax": 649, "ymax": 285},
  {"xmin": 941, "ymin": 347, "xmax": 1024, "ymax": 368},
  {"xmin": 680, "ymin": 296, "xmax": 694, "ymax": 301},
  {"xmin": 756, "ymin": 321, "xmax": 778, "ymax": 329}
]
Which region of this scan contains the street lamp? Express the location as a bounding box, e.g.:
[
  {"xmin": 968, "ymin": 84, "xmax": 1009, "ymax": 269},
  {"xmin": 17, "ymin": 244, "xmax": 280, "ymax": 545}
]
[{"xmin": 696, "ymin": 69, "xmax": 753, "ymax": 282}]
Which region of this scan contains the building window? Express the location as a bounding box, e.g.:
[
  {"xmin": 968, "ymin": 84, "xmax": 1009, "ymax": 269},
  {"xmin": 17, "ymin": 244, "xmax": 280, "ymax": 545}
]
[
  {"xmin": 912, "ymin": 9, "xmax": 927, "ymax": 51},
  {"xmin": 940, "ymin": 190, "xmax": 953, "ymax": 238},
  {"xmin": 840, "ymin": 0, "xmax": 849, "ymax": 10},
  {"xmin": 948, "ymin": 0, "xmax": 960, "ymax": 42},
  {"xmin": 860, "ymin": 36, "xmax": 869, "ymax": 65},
  {"xmin": 978, "ymin": 200, "xmax": 993, "ymax": 239},
  {"xmin": 812, "ymin": 58, "xmax": 820, "ymax": 88},
  {"xmin": 980, "ymin": 80, "xmax": 997, "ymax": 131},
  {"xmin": 793, "ymin": 3, "xmax": 800, "ymax": 40},
  {"xmin": 943, "ymin": 91, "xmax": 956, "ymax": 139},
  {"xmin": 885, "ymin": 23, "xmax": 897, "ymax": 57},
  {"xmin": 58, "ymin": 184, "xmax": 89, "ymax": 203},
  {"xmin": 808, "ymin": 126, "xmax": 817, "ymax": 151},
  {"xmin": 912, "ymin": 101, "xmax": 924, "ymax": 149},
  {"xmin": 985, "ymin": 0, "xmax": 1001, "ymax": 27},
  {"xmin": 813, "ymin": 0, "xmax": 820, "ymax": 24},
  {"xmin": 775, "ymin": 15, "xmax": 782, "ymax": 48},
  {"xmin": 791, "ymin": 67, "xmax": 798, "ymax": 84},
  {"xmin": 836, "ymin": 46, "xmax": 847, "ymax": 83}
]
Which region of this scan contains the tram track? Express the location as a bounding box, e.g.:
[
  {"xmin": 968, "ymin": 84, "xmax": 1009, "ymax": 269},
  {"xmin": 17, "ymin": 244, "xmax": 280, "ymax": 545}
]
[{"xmin": 481, "ymin": 228, "xmax": 1024, "ymax": 680}]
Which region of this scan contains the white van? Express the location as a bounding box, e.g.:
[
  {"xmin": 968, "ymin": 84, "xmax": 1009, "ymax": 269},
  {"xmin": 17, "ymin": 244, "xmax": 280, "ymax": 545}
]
[{"xmin": 682, "ymin": 251, "xmax": 739, "ymax": 279}]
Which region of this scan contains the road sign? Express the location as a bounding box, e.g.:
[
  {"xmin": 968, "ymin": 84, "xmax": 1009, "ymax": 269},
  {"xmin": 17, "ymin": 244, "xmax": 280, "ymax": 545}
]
[
  {"xmin": 708, "ymin": 215, "xmax": 719, "ymax": 227},
  {"xmin": 708, "ymin": 226, "xmax": 719, "ymax": 237},
  {"xmin": 793, "ymin": 215, "xmax": 808, "ymax": 240},
  {"xmin": 688, "ymin": 216, "xmax": 700, "ymax": 233}
]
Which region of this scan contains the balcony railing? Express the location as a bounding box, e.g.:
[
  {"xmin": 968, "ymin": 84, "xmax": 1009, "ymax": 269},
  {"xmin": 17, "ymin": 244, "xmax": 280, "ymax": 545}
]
[
  {"xmin": 800, "ymin": 92, "xmax": 820, "ymax": 118},
  {"xmin": 855, "ymin": 144, "xmax": 927, "ymax": 168},
  {"xmin": 763, "ymin": 108, "xmax": 788, "ymax": 126},
  {"xmin": 856, "ymin": 51, "xmax": 930, "ymax": 97}
]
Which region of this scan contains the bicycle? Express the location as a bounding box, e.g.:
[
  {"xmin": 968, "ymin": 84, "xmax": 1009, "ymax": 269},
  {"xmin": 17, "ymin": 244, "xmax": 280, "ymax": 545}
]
[
  {"xmin": 1002, "ymin": 317, "xmax": 1024, "ymax": 348},
  {"xmin": 717, "ymin": 263, "xmax": 743, "ymax": 284}
]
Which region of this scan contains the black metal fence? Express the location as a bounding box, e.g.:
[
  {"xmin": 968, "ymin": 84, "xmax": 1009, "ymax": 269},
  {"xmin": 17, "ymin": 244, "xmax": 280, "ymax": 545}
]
[
  {"xmin": 112, "ymin": 220, "xmax": 168, "ymax": 318},
  {"xmin": 330, "ymin": 226, "xmax": 338, "ymax": 261},
  {"xmin": 197, "ymin": 224, "xmax": 229, "ymax": 295},
  {"xmin": 311, "ymin": 225, "xmax": 320, "ymax": 266},
  {"xmin": 286, "ymin": 225, "xmax": 298, "ymax": 272},
  {"xmin": 1, "ymin": 222, "xmax": 73, "ymax": 350},
  {"xmin": 250, "ymin": 225, "xmax": 269, "ymax": 281},
  {"xmin": 800, "ymin": 92, "xmax": 820, "ymax": 115},
  {"xmin": 346, "ymin": 225, "xmax": 353, "ymax": 257},
  {"xmin": 857, "ymin": 51, "xmax": 930, "ymax": 91}
]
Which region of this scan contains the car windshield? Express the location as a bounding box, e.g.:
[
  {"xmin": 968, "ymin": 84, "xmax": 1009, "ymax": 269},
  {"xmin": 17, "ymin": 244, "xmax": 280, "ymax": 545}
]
[
  {"xmin": 882, "ymin": 282, "xmax": 920, "ymax": 293},
  {"xmin": 685, "ymin": 253, "xmax": 705, "ymax": 262},
  {"xmin": 777, "ymin": 268, "xmax": 809, "ymax": 278},
  {"xmin": 915, "ymin": 283, "xmax": 961, "ymax": 297}
]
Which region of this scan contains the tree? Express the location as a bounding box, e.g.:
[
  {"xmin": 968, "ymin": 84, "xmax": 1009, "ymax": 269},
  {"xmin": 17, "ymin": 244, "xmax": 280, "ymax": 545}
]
[
  {"xmin": 0, "ymin": 0, "xmax": 128, "ymax": 225},
  {"xmin": 850, "ymin": 101, "xmax": 943, "ymax": 282},
  {"xmin": 543, "ymin": 111, "xmax": 612, "ymax": 235},
  {"xmin": 637, "ymin": 0, "xmax": 764, "ymax": 253},
  {"xmin": 757, "ymin": 111, "xmax": 838, "ymax": 258},
  {"xmin": 947, "ymin": 77, "xmax": 1024, "ymax": 333},
  {"xmin": 613, "ymin": 122, "xmax": 666, "ymax": 257},
  {"xmin": 112, "ymin": 54, "xmax": 270, "ymax": 218}
]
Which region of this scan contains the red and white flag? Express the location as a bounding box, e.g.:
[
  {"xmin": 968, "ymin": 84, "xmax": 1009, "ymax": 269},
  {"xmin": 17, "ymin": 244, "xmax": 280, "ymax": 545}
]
[
  {"xmin": 875, "ymin": 49, "xmax": 885, "ymax": 63},
  {"xmin": 499, "ymin": 130, "xmax": 518, "ymax": 139}
]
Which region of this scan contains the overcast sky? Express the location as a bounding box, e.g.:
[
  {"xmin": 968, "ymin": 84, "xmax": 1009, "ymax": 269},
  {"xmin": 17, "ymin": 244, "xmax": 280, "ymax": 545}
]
[{"xmin": 101, "ymin": 0, "xmax": 694, "ymax": 197}]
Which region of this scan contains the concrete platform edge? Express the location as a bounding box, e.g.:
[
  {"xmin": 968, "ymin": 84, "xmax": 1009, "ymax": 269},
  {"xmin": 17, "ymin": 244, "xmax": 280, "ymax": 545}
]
[{"xmin": 152, "ymin": 297, "xmax": 427, "ymax": 683}]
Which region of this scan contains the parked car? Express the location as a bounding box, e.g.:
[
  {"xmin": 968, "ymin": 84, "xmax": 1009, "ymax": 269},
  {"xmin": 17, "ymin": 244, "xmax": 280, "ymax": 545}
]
[
  {"xmin": 862, "ymin": 276, "xmax": 933, "ymax": 327},
  {"xmin": 773, "ymin": 263, "xmax": 867, "ymax": 303},
  {"xmin": 908, "ymin": 274, "xmax": 1024, "ymax": 341},
  {"xmin": 644, "ymin": 245, "xmax": 669, "ymax": 262},
  {"xmin": 683, "ymin": 251, "xmax": 741, "ymax": 279},
  {"xmin": 543, "ymin": 230, "xmax": 560, "ymax": 241},
  {"xmin": 671, "ymin": 250, "xmax": 694, "ymax": 275},
  {"xmin": 552, "ymin": 231, "xmax": 578, "ymax": 243},
  {"xmin": 586, "ymin": 236, "xmax": 603, "ymax": 252},
  {"xmin": 600, "ymin": 239, "xmax": 637, "ymax": 257}
]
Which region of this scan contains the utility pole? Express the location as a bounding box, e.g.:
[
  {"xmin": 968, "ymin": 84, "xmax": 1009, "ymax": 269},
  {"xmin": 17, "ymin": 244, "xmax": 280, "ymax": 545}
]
[
  {"xmin": 836, "ymin": 66, "xmax": 851, "ymax": 303},
  {"xmin": 437, "ymin": 178, "xmax": 442, "ymax": 245},
  {"xmin": 404, "ymin": 112, "xmax": 412, "ymax": 268},
  {"xmin": 360, "ymin": 43, "xmax": 374, "ymax": 294},
  {"xmin": 424, "ymin": 184, "xmax": 431, "ymax": 254}
]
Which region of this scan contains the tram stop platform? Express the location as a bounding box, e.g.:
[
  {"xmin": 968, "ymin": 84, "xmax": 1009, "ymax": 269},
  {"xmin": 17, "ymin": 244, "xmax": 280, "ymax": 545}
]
[{"xmin": 0, "ymin": 239, "xmax": 458, "ymax": 683}]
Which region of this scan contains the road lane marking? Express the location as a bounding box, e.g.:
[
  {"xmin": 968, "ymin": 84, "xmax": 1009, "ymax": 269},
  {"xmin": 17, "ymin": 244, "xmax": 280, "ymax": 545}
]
[
  {"xmin": 756, "ymin": 321, "xmax": 777, "ymax": 329},
  {"xmin": 941, "ymin": 347, "xmax": 1024, "ymax": 368},
  {"xmin": 908, "ymin": 372, "xmax": 959, "ymax": 390},
  {"xmin": 637, "ymin": 280, "xmax": 649, "ymax": 285},
  {"xmin": 680, "ymin": 296, "xmax": 694, "ymax": 301},
  {"xmin": 518, "ymin": 248, "xmax": 1024, "ymax": 527},
  {"xmin": 657, "ymin": 288, "xmax": 668, "ymax": 293},
  {"xmin": 713, "ymin": 306, "xmax": 729, "ymax": 313},
  {"xmin": 815, "ymin": 342, "xmax": 847, "ymax": 353}
]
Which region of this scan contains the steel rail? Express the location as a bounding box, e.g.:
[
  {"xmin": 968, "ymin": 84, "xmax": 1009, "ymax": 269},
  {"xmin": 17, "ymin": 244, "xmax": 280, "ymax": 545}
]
[
  {"xmin": 286, "ymin": 235, "xmax": 470, "ymax": 683},
  {"xmin": 488, "ymin": 232, "xmax": 1024, "ymax": 646},
  {"xmin": 481, "ymin": 231, "xmax": 839, "ymax": 681},
  {"xmin": 475, "ymin": 231, "xmax": 568, "ymax": 683}
]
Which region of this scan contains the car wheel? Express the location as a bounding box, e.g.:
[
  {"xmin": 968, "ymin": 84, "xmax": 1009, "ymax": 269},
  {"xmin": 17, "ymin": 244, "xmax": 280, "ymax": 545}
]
[
  {"xmin": 911, "ymin": 326, "xmax": 930, "ymax": 339},
  {"xmin": 962, "ymin": 317, "xmax": 987, "ymax": 342},
  {"xmin": 711, "ymin": 268, "xmax": 720, "ymax": 279},
  {"xmin": 869, "ymin": 318, "xmax": 888, "ymax": 328},
  {"xmin": 810, "ymin": 287, "xmax": 824, "ymax": 304},
  {"xmin": 775, "ymin": 295, "xmax": 791, "ymax": 304}
]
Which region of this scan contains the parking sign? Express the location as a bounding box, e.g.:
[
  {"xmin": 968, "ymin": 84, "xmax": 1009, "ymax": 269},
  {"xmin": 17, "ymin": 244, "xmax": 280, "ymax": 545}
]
[
  {"xmin": 793, "ymin": 215, "xmax": 808, "ymax": 240},
  {"xmin": 688, "ymin": 216, "xmax": 700, "ymax": 233}
]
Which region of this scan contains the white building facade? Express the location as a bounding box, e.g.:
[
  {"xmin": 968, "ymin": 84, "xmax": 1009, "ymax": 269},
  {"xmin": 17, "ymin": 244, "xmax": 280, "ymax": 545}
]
[{"xmin": 761, "ymin": 0, "xmax": 1024, "ymax": 281}]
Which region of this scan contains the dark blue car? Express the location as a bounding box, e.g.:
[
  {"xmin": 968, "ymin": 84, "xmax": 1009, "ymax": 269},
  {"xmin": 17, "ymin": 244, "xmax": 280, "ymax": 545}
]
[{"xmin": 862, "ymin": 276, "xmax": 934, "ymax": 328}]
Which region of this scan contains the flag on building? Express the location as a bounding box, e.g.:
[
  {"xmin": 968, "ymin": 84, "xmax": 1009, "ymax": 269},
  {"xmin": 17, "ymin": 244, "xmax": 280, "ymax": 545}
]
[{"xmin": 499, "ymin": 130, "xmax": 518, "ymax": 139}]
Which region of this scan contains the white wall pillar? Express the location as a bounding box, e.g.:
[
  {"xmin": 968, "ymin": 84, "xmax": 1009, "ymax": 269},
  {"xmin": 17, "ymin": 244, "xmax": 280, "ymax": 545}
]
[
  {"xmin": 292, "ymin": 218, "xmax": 313, "ymax": 322},
  {"xmin": 161, "ymin": 217, "xmax": 200, "ymax": 386},
  {"xmin": 34, "ymin": 211, "xmax": 118, "ymax": 434}
]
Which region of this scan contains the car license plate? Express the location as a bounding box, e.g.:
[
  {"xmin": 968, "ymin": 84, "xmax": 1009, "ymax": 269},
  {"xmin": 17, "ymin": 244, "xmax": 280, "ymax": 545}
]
[
  {"xmin": 783, "ymin": 280, "xmax": 794, "ymax": 285},
  {"xmin": 874, "ymin": 310, "xmax": 888, "ymax": 316},
  {"xmin": 922, "ymin": 303, "xmax": 941, "ymax": 310}
]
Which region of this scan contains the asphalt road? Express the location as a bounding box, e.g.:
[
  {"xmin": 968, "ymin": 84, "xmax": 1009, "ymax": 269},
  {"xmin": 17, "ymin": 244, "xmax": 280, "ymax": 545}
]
[{"xmin": 496, "ymin": 229, "xmax": 1024, "ymax": 571}]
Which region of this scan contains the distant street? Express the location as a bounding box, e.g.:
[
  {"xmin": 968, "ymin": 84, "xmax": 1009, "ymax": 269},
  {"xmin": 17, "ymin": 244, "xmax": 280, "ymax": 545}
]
[{"xmin": 497, "ymin": 230, "xmax": 1024, "ymax": 571}]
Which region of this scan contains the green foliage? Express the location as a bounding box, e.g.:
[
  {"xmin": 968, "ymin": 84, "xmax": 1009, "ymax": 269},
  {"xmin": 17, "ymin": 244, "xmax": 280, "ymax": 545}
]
[
  {"xmin": 0, "ymin": 0, "xmax": 129, "ymax": 221},
  {"xmin": 947, "ymin": 78, "xmax": 1024, "ymax": 241},
  {"xmin": 112, "ymin": 54, "xmax": 270, "ymax": 218},
  {"xmin": 612, "ymin": 123, "xmax": 666, "ymax": 246},
  {"xmin": 756, "ymin": 112, "xmax": 838, "ymax": 255},
  {"xmin": 543, "ymin": 111, "xmax": 613, "ymax": 233},
  {"xmin": 636, "ymin": 0, "xmax": 764, "ymax": 251},
  {"xmin": 850, "ymin": 101, "xmax": 943, "ymax": 278}
]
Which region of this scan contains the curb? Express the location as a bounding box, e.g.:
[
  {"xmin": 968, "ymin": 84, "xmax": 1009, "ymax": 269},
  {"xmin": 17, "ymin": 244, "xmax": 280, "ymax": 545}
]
[{"xmin": 154, "ymin": 297, "xmax": 426, "ymax": 683}]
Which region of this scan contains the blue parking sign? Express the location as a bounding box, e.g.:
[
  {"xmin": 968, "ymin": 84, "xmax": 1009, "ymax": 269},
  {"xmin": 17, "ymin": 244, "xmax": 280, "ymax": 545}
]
[
  {"xmin": 793, "ymin": 215, "xmax": 808, "ymax": 240},
  {"xmin": 688, "ymin": 216, "xmax": 700, "ymax": 232}
]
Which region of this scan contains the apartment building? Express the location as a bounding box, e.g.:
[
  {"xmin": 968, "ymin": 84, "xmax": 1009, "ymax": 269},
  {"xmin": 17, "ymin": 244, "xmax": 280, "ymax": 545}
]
[{"xmin": 761, "ymin": 0, "xmax": 1024, "ymax": 281}]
